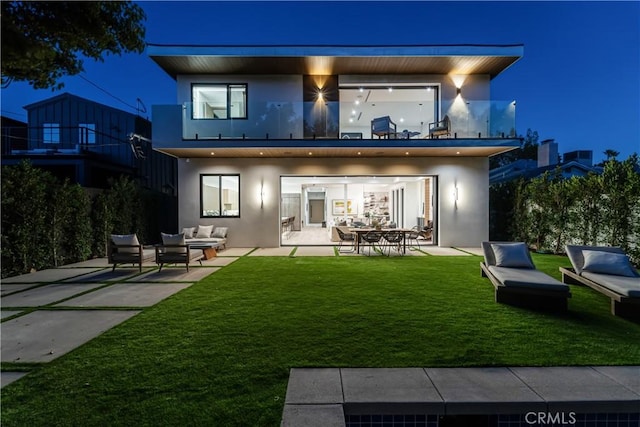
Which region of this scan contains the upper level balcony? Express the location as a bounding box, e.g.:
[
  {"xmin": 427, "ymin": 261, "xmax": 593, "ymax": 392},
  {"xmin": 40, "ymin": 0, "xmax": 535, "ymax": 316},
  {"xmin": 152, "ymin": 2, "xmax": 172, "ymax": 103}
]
[{"xmin": 152, "ymin": 98, "xmax": 519, "ymax": 158}]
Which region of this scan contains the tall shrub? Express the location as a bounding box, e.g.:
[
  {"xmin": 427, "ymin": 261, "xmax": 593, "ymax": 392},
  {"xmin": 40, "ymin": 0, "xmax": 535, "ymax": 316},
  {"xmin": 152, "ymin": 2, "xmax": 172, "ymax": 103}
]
[
  {"xmin": 51, "ymin": 181, "xmax": 92, "ymax": 266},
  {"xmin": 569, "ymin": 173, "xmax": 604, "ymax": 246},
  {"xmin": 524, "ymin": 171, "xmax": 556, "ymax": 251},
  {"xmin": 601, "ymin": 155, "xmax": 640, "ymax": 251},
  {"xmin": 1, "ymin": 161, "xmax": 56, "ymax": 277}
]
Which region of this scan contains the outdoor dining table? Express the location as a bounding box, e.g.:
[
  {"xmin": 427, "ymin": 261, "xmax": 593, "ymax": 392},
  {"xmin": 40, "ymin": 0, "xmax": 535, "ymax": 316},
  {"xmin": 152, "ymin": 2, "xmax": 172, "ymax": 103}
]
[{"xmin": 349, "ymin": 228, "xmax": 413, "ymax": 254}]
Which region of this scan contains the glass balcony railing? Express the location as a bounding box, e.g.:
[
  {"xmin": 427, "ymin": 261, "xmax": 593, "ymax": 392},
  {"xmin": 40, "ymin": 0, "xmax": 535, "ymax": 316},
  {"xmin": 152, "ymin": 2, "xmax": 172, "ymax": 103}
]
[{"xmin": 180, "ymin": 100, "xmax": 517, "ymax": 140}]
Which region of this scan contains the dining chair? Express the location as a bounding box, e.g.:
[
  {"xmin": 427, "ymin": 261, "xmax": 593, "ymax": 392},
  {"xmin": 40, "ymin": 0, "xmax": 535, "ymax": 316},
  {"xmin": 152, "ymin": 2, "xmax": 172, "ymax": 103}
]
[
  {"xmin": 383, "ymin": 230, "xmax": 404, "ymax": 256},
  {"xmin": 361, "ymin": 231, "xmax": 384, "ymax": 256},
  {"xmin": 336, "ymin": 227, "xmax": 355, "ymax": 253}
]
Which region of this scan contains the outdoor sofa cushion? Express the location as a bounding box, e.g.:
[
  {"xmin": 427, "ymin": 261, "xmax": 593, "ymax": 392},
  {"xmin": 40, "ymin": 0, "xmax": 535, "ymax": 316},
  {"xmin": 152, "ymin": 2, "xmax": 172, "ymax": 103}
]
[
  {"xmin": 181, "ymin": 227, "xmax": 196, "ymax": 238},
  {"xmin": 564, "ymin": 245, "xmax": 638, "ymax": 276},
  {"xmin": 488, "ymin": 265, "xmax": 570, "ymax": 292},
  {"xmin": 491, "ymin": 242, "xmax": 535, "ymax": 269},
  {"xmin": 212, "ymin": 227, "xmax": 228, "ymax": 238},
  {"xmin": 195, "ymin": 225, "xmax": 214, "ymax": 238},
  {"xmin": 111, "ymin": 234, "xmax": 140, "ymax": 254},
  {"xmin": 580, "ymin": 271, "xmax": 640, "ymax": 297},
  {"xmin": 161, "ymin": 232, "xmax": 187, "ymax": 254},
  {"xmin": 581, "ymin": 250, "xmax": 637, "ymax": 277}
]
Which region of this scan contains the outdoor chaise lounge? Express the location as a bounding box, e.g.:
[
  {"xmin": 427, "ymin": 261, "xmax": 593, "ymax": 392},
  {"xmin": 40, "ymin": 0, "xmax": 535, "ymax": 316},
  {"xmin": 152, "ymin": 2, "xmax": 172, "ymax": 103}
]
[
  {"xmin": 480, "ymin": 241, "xmax": 571, "ymax": 311},
  {"xmin": 108, "ymin": 234, "xmax": 155, "ymax": 272},
  {"xmin": 155, "ymin": 232, "xmax": 204, "ymax": 272},
  {"xmin": 560, "ymin": 245, "xmax": 640, "ymax": 321}
]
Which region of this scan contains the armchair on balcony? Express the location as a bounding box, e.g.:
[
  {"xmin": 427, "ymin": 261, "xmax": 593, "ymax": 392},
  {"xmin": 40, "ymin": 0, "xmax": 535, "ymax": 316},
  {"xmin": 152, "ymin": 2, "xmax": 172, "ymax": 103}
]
[
  {"xmin": 371, "ymin": 116, "xmax": 397, "ymax": 139},
  {"xmin": 428, "ymin": 115, "xmax": 451, "ymax": 138}
]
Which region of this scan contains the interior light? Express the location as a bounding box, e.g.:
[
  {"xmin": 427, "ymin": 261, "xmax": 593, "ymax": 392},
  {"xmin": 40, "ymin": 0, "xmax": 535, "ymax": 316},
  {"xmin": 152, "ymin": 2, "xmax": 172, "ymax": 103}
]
[
  {"xmin": 349, "ymin": 118, "xmax": 354, "ymax": 123},
  {"xmin": 359, "ymin": 87, "xmax": 364, "ymax": 92},
  {"xmin": 399, "ymin": 118, "xmax": 404, "ymax": 123},
  {"xmin": 388, "ymin": 87, "xmax": 393, "ymax": 92},
  {"xmin": 355, "ymin": 99, "xmax": 360, "ymax": 105},
  {"xmin": 427, "ymin": 87, "xmax": 432, "ymax": 92},
  {"xmin": 351, "ymin": 109, "xmax": 356, "ymax": 115}
]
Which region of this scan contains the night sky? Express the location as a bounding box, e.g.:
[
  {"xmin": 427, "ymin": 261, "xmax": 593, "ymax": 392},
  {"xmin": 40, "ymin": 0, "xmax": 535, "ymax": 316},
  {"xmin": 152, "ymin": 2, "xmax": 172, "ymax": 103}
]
[{"xmin": 2, "ymin": 1, "xmax": 638, "ymax": 161}]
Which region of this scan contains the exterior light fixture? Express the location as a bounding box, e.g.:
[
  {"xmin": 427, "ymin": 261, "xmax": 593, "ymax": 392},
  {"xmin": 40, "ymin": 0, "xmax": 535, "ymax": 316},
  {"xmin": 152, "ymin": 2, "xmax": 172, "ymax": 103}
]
[
  {"xmin": 317, "ymin": 90, "xmax": 324, "ymax": 101},
  {"xmin": 210, "ymin": 152, "xmax": 215, "ymax": 156},
  {"xmin": 456, "ymin": 87, "xmax": 461, "ymax": 96},
  {"xmin": 453, "ymin": 186, "xmax": 459, "ymax": 202}
]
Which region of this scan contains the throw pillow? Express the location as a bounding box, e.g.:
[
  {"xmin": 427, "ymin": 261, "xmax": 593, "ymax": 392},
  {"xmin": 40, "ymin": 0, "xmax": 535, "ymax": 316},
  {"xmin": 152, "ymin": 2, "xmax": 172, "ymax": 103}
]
[
  {"xmin": 491, "ymin": 242, "xmax": 534, "ymax": 269},
  {"xmin": 582, "ymin": 250, "xmax": 637, "ymax": 277},
  {"xmin": 181, "ymin": 227, "xmax": 195, "ymax": 239},
  {"xmin": 212, "ymin": 227, "xmax": 228, "ymax": 238},
  {"xmin": 111, "ymin": 234, "xmax": 140, "ymax": 254},
  {"xmin": 161, "ymin": 232, "xmax": 187, "ymax": 254},
  {"xmin": 195, "ymin": 225, "xmax": 214, "ymax": 238}
]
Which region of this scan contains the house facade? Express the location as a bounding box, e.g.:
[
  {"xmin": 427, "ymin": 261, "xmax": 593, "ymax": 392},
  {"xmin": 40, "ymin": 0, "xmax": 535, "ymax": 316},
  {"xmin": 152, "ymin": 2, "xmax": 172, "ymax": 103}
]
[{"xmin": 148, "ymin": 44, "xmax": 523, "ymax": 248}]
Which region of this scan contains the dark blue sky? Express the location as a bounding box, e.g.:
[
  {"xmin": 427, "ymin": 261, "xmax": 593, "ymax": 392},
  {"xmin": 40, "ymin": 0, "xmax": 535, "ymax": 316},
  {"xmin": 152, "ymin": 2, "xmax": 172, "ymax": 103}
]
[{"xmin": 2, "ymin": 1, "xmax": 638, "ymax": 161}]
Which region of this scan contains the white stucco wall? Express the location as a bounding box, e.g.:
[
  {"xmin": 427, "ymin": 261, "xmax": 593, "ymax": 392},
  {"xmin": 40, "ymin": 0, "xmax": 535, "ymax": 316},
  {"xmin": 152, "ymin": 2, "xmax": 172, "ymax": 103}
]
[{"xmin": 177, "ymin": 157, "xmax": 489, "ymax": 248}]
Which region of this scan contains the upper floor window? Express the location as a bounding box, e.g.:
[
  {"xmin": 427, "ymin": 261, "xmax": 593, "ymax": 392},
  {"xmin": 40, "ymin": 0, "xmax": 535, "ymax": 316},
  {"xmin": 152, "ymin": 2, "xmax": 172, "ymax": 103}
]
[
  {"xmin": 192, "ymin": 84, "xmax": 247, "ymax": 119},
  {"xmin": 201, "ymin": 174, "xmax": 240, "ymax": 217},
  {"xmin": 43, "ymin": 123, "xmax": 60, "ymax": 144},
  {"xmin": 78, "ymin": 124, "xmax": 96, "ymax": 144}
]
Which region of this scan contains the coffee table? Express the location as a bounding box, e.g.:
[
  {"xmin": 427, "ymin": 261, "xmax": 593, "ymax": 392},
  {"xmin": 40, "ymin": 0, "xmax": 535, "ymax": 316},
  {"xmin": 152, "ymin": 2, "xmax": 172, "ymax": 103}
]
[{"xmin": 188, "ymin": 242, "xmax": 221, "ymax": 260}]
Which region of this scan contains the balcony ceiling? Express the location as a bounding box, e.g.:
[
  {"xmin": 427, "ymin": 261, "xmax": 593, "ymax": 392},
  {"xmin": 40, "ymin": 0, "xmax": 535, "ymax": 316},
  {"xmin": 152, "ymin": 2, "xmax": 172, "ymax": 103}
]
[
  {"xmin": 148, "ymin": 44, "xmax": 523, "ymax": 79},
  {"xmin": 154, "ymin": 139, "xmax": 520, "ymax": 159}
]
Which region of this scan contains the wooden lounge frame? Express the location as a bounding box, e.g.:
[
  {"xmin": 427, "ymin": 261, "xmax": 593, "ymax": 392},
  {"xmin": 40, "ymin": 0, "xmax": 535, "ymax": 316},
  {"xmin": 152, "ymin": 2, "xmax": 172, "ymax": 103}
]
[
  {"xmin": 108, "ymin": 241, "xmax": 155, "ymax": 272},
  {"xmin": 560, "ymin": 266, "xmax": 640, "ymax": 321},
  {"xmin": 155, "ymin": 244, "xmax": 204, "ymax": 272},
  {"xmin": 481, "ymin": 262, "xmax": 570, "ymax": 312}
]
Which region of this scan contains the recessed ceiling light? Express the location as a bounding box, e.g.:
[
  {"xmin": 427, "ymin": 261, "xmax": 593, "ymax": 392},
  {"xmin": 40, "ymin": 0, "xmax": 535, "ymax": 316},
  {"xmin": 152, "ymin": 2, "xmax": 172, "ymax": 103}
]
[
  {"xmin": 456, "ymin": 151, "xmax": 460, "ymax": 155},
  {"xmin": 259, "ymin": 152, "xmax": 264, "ymax": 155},
  {"xmin": 388, "ymin": 87, "xmax": 393, "ymax": 92},
  {"xmin": 359, "ymin": 87, "xmax": 364, "ymax": 92},
  {"xmin": 399, "ymin": 118, "xmax": 404, "ymax": 123},
  {"xmin": 355, "ymin": 100, "xmax": 360, "ymax": 105},
  {"xmin": 349, "ymin": 118, "xmax": 354, "ymax": 123},
  {"xmin": 210, "ymin": 152, "xmax": 215, "ymax": 155},
  {"xmin": 351, "ymin": 110, "xmax": 356, "ymax": 115},
  {"xmin": 405, "ymin": 152, "xmax": 409, "ymax": 155},
  {"xmin": 357, "ymin": 151, "xmax": 361, "ymax": 155},
  {"xmin": 308, "ymin": 152, "xmax": 313, "ymax": 155}
]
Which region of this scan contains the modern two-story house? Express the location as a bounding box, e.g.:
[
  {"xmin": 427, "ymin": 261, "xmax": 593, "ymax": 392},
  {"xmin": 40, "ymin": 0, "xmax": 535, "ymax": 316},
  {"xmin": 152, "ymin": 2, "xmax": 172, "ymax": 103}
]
[{"xmin": 148, "ymin": 44, "xmax": 523, "ymax": 248}]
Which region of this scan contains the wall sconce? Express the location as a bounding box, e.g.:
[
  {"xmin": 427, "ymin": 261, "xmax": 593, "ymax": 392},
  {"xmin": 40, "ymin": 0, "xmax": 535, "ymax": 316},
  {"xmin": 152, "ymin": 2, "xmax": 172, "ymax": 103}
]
[
  {"xmin": 317, "ymin": 89, "xmax": 324, "ymax": 101},
  {"xmin": 260, "ymin": 182, "xmax": 265, "ymax": 209},
  {"xmin": 456, "ymin": 87, "xmax": 461, "ymax": 96},
  {"xmin": 453, "ymin": 186, "xmax": 459, "ymax": 202}
]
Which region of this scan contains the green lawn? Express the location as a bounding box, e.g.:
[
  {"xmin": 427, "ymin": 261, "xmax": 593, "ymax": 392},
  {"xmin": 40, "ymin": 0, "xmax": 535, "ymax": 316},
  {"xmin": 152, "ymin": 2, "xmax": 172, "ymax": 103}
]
[{"xmin": 2, "ymin": 253, "xmax": 639, "ymax": 426}]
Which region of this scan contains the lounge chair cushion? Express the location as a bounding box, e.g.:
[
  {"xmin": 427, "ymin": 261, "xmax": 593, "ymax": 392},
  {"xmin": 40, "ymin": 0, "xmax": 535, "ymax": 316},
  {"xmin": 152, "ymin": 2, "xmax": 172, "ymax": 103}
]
[
  {"xmin": 195, "ymin": 225, "xmax": 214, "ymax": 238},
  {"xmin": 111, "ymin": 234, "xmax": 140, "ymax": 254},
  {"xmin": 212, "ymin": 227, "xmax": 228, "ymax": 238},
  {"xmin": 488, "ymin": 266, "xmax": 570, "ymax": 291},
  {"xmin": 582, "ymin": 250, "xmax": 637, "ymax": 277},
  {"xmin": 161, "ymin": 232, "xmax": 187, "ymax": 254},
  {"xmin": 181, "ymin": 227, "xmax": 195, "ymax": 238},
  {"xmin": 581, "ymin": 271, "xmax": 640, "ymax": 297},
  {"xmin": 565, "ymin": 245, "xmax": 633, "ymax": 275},
  {"xmin": 490, "ymin": 242, "xmax": 534, "ymax": 269}
]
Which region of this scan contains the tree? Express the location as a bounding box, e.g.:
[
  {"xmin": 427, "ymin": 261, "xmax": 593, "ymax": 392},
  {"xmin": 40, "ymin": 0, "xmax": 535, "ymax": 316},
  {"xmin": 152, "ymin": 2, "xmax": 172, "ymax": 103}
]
[{"xmin": 1, "ymin": 1, "xmax": 146, "ymax": 89}]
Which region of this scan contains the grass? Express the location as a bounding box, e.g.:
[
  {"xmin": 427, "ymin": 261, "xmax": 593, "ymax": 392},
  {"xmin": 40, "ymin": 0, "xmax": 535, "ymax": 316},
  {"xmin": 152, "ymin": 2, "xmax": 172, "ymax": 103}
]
[{"xmin": 2, "ymin": 253, "xmax": 639, "ymax": 426}]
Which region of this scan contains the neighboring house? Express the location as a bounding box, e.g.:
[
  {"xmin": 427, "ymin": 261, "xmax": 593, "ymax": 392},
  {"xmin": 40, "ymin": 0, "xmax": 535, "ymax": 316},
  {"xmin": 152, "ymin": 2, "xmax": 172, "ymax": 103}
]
[
  {"xmin": 148, "ymin": 44, "xmax": 524, "ymax": 248},
  {"xmin": 1, "ymin": 93, "xmax": 179, "ymax": 234},
  {"xmin": 489, "ymin": 140, "xmax": 601, "ymax": 185}
]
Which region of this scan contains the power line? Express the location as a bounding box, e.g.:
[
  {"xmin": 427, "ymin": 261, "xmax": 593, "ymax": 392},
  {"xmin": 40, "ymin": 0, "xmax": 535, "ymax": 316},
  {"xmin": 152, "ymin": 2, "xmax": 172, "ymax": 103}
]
[{"xmin": 78, "ymin": 74, "xmax": 141, "ymax": 114}]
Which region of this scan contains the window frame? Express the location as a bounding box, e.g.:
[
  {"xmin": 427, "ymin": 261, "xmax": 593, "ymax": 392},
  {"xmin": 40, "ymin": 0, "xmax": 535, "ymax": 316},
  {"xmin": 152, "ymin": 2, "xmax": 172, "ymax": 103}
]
[
  {"xmin": 191, "ymin": 83, "xmax": 248, "ymax": 120},
  {"xmin": 78, "ymin": 123, "xmax": 96, "ymax": 144},
  {"xmin": 43, "ymin": 123, "xmax": 60, "ymax": 144},
  {"xmin": 200, "ymin": 174, "xmax": 241, "ymax": 218}
]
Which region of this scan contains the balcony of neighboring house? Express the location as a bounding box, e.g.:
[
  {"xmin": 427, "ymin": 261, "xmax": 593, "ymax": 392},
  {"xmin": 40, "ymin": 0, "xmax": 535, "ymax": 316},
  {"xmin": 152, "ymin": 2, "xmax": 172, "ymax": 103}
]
[{"xmin": 152, "ymin": 95, "xmax": 519, "ymax": 158}]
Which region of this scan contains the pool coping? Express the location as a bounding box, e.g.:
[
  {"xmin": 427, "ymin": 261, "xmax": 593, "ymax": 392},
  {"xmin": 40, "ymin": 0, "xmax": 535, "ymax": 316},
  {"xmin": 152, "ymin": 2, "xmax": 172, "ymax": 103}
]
[{"xmin": 281, "ymin": 366, "xmax": 640, "ymax": 426}]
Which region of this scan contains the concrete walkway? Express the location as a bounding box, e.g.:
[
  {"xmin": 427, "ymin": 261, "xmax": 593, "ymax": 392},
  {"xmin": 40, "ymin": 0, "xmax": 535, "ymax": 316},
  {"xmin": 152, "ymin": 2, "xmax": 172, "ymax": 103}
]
[
  {"xmin": 282, "ymin": 367, "xmax": 640, "ymax": 426},
  {"xmin": 1, "ymin": 253, "xmax": 240, "ymax": 388}
]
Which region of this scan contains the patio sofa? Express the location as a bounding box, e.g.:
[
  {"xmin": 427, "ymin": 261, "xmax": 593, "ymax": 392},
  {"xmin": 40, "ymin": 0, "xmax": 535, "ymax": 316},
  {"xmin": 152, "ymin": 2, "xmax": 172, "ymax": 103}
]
[
  {"xmin": 180, "ymin": 225, "xmax": 228, "ymax": 250},
  {"xmin": 108, "ymin": 234, "xmax": 155, "ymax": 272},
  {"xmin": 560, "ymin": 245, "xmax": 640, "ymax": 321},
  {"xmin": 480, "ymin": 241, "xmax": 571, "ymax": 312},
  {"xmin": 156, "ymin": 232, "xmax": 203, "ymax": 272}
]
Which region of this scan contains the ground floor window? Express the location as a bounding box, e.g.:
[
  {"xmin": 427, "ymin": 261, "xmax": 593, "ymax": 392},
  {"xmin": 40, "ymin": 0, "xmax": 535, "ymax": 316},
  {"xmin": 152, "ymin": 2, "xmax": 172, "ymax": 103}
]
[
  {"xmin": 200, "ymin": 174, "xmax": 240, "ymax": 217},
  {"xmin": 280, "ymin": 175, "xmax": 436, "ymax": 246},
  {"xmin": 43, "ymin": 123, "xmax": 60, "ymax": 144}
]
